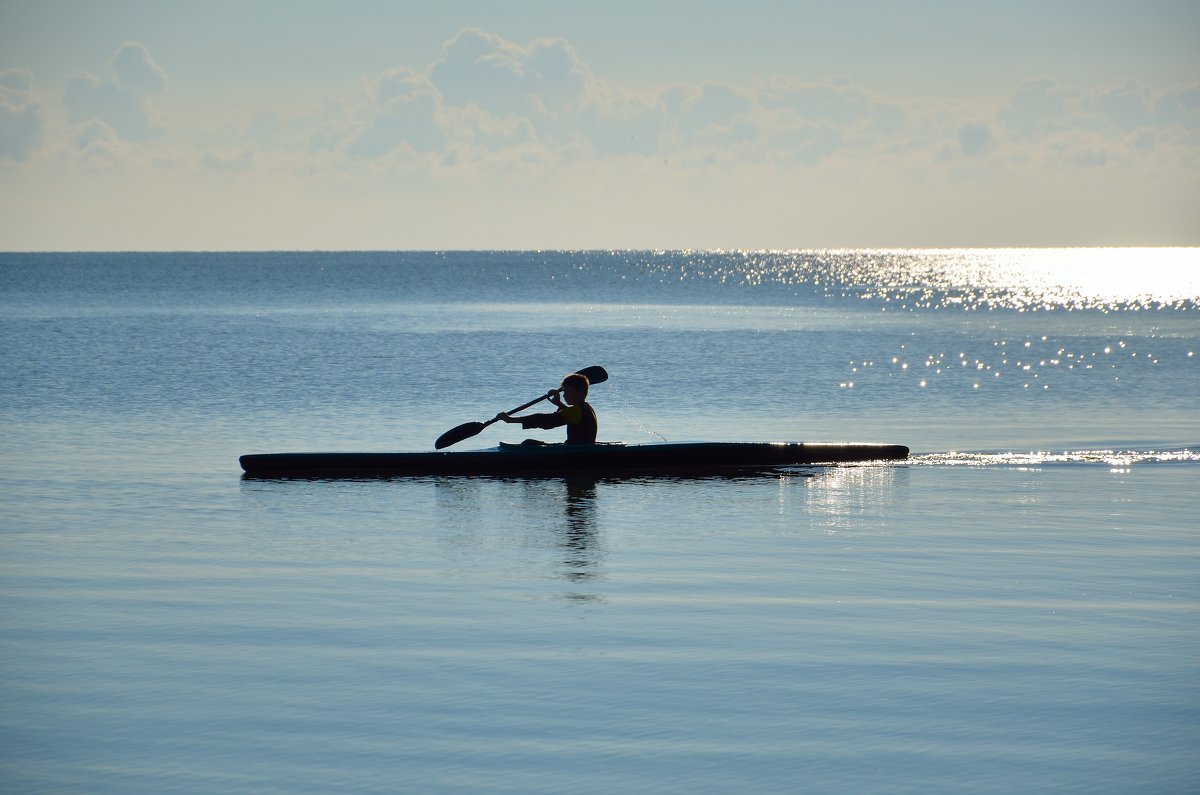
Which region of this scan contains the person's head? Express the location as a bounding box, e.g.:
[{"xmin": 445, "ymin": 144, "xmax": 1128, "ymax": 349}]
[{"xmin": 559, "ymin": 372, "xmax": 589, "ymax": 405}]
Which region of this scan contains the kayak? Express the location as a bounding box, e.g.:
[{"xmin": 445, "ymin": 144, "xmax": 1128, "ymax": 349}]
[{"xmin": 239, "ymin": 441, "xmax": 909, "ymax": 478}]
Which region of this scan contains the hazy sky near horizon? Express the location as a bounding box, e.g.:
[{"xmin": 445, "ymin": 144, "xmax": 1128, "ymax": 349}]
[{"xmin": 1, "ymin": 0, "xmax": 1197, "ymax": 250}]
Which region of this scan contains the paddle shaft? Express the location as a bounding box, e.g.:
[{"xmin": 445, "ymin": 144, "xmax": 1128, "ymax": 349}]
[{"xmin": 480, "ymin": 390, "xmax": 557, "ymax": 431}]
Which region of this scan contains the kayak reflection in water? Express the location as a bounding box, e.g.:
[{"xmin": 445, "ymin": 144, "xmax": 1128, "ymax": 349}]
[{"xmin": 495, "ymin": 372, "xmax": 598, "ymax": 445}]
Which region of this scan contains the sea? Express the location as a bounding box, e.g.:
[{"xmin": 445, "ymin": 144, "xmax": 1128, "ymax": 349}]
[{"xmin": 1, "ymin": 249, "xmax": 1197, "ymax": 794}]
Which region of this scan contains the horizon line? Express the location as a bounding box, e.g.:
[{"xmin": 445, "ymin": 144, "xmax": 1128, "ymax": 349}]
[{"xmin": 3, "ymin": 245, "xmax": 1198, "ymax": 255}]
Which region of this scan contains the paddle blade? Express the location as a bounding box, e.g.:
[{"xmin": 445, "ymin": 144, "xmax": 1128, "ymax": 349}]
[
  {"xmin": 577, "ymin": 365, "xmax": 608, "ymax": 385},
  {"xmin": 435, "ymin": 421, "xmax": 484, "ymax": 450}
]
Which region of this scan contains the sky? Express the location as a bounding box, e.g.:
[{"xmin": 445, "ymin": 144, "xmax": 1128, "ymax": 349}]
[{"xmin": 1, "ymin": 0, "xmax": 1197, "ymax": 250}]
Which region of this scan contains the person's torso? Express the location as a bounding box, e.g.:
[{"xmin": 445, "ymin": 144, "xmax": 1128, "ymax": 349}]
[{"xmin": 560, "ymin": 402, "xmax": 598, "ymax": 444}]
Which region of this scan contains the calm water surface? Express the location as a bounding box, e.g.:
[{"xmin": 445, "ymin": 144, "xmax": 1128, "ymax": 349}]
[{"xmin": 1, "ymin": 250, "xmax": 1198, "ymax": 793}]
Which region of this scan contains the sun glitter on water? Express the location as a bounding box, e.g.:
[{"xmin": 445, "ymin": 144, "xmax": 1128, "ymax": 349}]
[
  {"xmin": 910, "ymin": 247, "xmax": 1200, "ymax": 311},
  {"xmin": 640, "ymin": 247, "xmax": 1198, "ymax": 312}
]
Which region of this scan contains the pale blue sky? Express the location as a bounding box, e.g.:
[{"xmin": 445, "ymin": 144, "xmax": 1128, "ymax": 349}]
[{"xmin": 1, "ymin": 0, "xmax": 1197, "ymax": 249}]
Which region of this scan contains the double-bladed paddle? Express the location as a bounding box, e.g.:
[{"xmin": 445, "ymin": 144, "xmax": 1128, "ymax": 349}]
[{"xmin": 434, "ymin": 365, "xmax": 608, "ymax": 450}]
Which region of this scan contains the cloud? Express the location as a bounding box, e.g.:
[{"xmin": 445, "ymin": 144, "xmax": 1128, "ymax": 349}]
[
  {"xmin": 63, "ymin": 42, "xmax": 167, "ymax": 141},
  {"xmin": 429, "ymin": 27, "xmax": 591, "ymax": 120},
  {"xmin": 1155, "ymin": 84, "xmax": 1200, "ymax": 128},
  {"xmin": 323, "ymin": 30, "xmax": 929, "ymax": 169},
  {"xmin": 1082, "ymin": 79, "xmax": 1200, "ymax": 138},
  {"xmin": 672, "ymin": 84, "xmax": 753, "ymax": 135},
  {"xmin": 429, "ymin": 28, "xmax": 523, "ymax": 112},
  {"xmin": 1084, "ymin": 79, "xmax": 1154, "ymax": 132},
  {"xmin": 345, "ymin": 67, "xmax": 443, "ymax": 158},
  {"xmin": 1044, "ymin": 129, "xmax": 1129, "ymax": 168},
  {"xmin": 575, "ymin": 86, "xmax": 663, "ymax": 157},
  {"xmin": 750, "ymin": 78, "xmax": 907, "ymax": 163},
  {"xmin": 1000, "ymin": 77, "xmax": 1200, "ymax": 140},
  {"xmin": 73, "ymin": 119, "xmax": 122, "ymax": 168},
  {"xmin": 958, "ymin": 122, "xmax": 994, "ymax": 157},
  {"xmin": 201, "ymin": 146, "xmax": 255, "ymax": 172},
  {"xmin": 0, "ymin": 68, "xmax": 45, "ymax": 161},
  {"xmin": 1, "ymin": 69, "xmax": 34, "ymax": 93},
  {"xmin": 111, "ymin": 42, "xmax": 168, "ymax": 96},
  {"xmin": 758, "ymin": 116, "xmax": 843, "ymax": 165},
  {"xmin": 759, "ymin": 78, "xmax": 906, "ymax": 133},
  {"xmin": 338, "ymin": 30, "xmax": 596, "ymax": 162},
  {"xmin": 997, "ymin": 78, "xmax": 1076, "ymax": 138},
  {"xmin": 985, "ymin": 76, "xmax": 1200, "ymax": 174},
  {"xmin": 644, "ymin": 77, "xmax": 911, "ymax": 165},
  {"xmin": 523, "ymin": 37, "xmax": 591, "ymax": 117},
  {"xmin": 75, "ymin": 119, "xmax": 116, "ymax": 149}
]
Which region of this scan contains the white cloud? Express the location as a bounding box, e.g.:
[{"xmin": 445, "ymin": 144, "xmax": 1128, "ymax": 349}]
[
  {"xmin": 111, "ymin": 42, "xmax": 168, "ymax": 96},
  {"xmin": 522, "ymin": 37, "xmax": 591, "ymax": 117},
  {"xmin": 1000, "ymin": 78, "xmax": 1200, "ymax": 143},
  {"xmin": 749, "ymin": 78, "xmax": 908, "ymax": 163},
  {"xmin": 1155, "ymin": 85, "xmax": 1200, "ymax": 129},
  {"xmin": 997, "ymin": 78, "xmax": 1076, "ymax": 138},
  {"xmin": 1, "ymin": 69, "xmax": 34, "ymax": 93},
  {"xmin": 757, "ymin": 115, "xmax": 843, "ymax": 165},
  {"xmin": 575, "ymin": 85, "xmax": 663, "ymax": 158},
  {"xmin": 201, "ymin": 146, "xmax": 255, "ymax": 173},
  {"xmin": 298, "ymin": 31, "xmax": 928, "ymax": 171},
  {"xmin": 429, "ymin": 28, "xmax": 534, "ymax": 115},
  {"xmin": 981, "ymin": 77, "xmax": 1200, "ymax": 179},
  {"xmin": 63, "ymin": 42, "xmax": 167, "ymax": 142},
  {"xmin": 345, "ymin": 67, "xmax": 443, "ymax": 158},
  {"xmin": 1084, "ymin": 79, "xmax": 1155, "ymax": 132},
  {"xmin": 329, "ymin": 30, "xmax": 600, "ymax": 165},
  {"xmin": 73, "ymin": 119, "xmax": 122, "ymax": 168},
  {"xmin": 671, "ymin": 84, "xmax": 753, "ymax": 138},
  {"xmin": 429, "ymin": 27, "xmax": 590, "ymax": 120},
  {"xmin": 759, "ymin": 78, "xmax": 906, "ymax": 133},
  {"xmin": 0, "ymin": 68, "xmax": 44, "ymax": 161},
  {"xmin": 1043, "ymin": 129, "xmax": 1133, "ymax": 169}
]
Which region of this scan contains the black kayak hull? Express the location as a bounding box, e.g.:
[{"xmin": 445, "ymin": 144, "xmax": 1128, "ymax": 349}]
[{"xmin": 239, "ymin": 442, "xmax": 909, "ymax": 478}]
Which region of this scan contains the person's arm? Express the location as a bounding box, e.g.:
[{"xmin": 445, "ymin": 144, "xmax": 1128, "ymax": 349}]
[
  {"xmin": 516, "ymin": 411, "xmax": 567, "ymax": 430},
  {"xmin": 494, "ymin": 390, "xmax": 566, "ymax": 428}
]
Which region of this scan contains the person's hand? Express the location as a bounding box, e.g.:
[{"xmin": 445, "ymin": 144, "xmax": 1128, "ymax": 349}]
[{"xmin": 494, "ymin": 412, "xmax": 512, "ymax": 423}]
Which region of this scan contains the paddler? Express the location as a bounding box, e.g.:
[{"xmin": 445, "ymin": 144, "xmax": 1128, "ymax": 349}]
[{"xmin": 494, "ymin": 372, "xmax": 598, "ymax": 444}]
